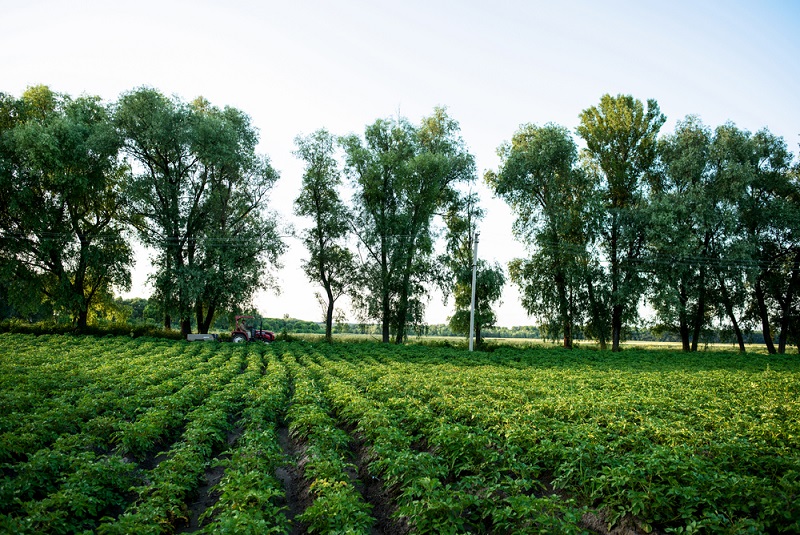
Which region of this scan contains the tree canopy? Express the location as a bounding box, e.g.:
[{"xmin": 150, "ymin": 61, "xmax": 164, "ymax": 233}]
[
  {"xmin": 341, "ymin": 108, "xmax": 475, "ymax": 343},
  {"xmin": 115, "ymin": 88, "xmax": 284, "ymax": 336},
  {"xmin": 0, "ymin": 86, "xmax": 132, "ymax": 329},
  {"xmin": 577, "ymin": 94, "xmax": 666, "ymax": 351},
  {"xmin": 487, "ymin": 123, "xmax": 595, "ymax": 348},
  {"xmin": 294, "ymin": 129, "xmax": 354, "ymax": 342}
]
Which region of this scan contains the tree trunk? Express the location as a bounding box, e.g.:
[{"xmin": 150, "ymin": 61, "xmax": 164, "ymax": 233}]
[
  {"xmin": 76, "ymin": 308, "xmax": 89, "ymax": 331},
  {"xmin": 394, "ymin": 247, "xmax": 416, "ymax": 345},
  {"xmin": 777, "ymin": 250, "xmax": 800, "ymax": 354},
  {"xmin": 678, "ymin": 280, "xmax": 690, "ymax": 352},
  {"xmin": 586, "ymin": 274, "xmax": 607, "ymax": 350},
  {"xmin": 381, "ymin": 241, "xmax": 391, "ymax": 343},
  {"xmin": 611, "ymin": 304, "xmax": 623, "ymax": 352},
  {"xmin": 394, "ymin": 297, "xmax": 407, "ymax": 345},
  {"xmin": 196, "ymin": 301, "xmax": 215, "ymax": 334},
  {"xmin": 164, "ymin": 313, "xmax": 171, "ymax": 330},
  {"xmin": 718, "ymin": 275, "xmax": 746, "ymax": 353},
  {"xmin": 610, "ymin": 217, "xmax": 621, "ymax": 352},
  {"xmin": 204, "ymin": 304, "xmax": 215, "ymax": 334},
  {"xmin": 563, "ymin": 322, "xmax": 572, "ymax": 349},
  {"xmin": 381, "ymin": 300, "xmax": 390, "ymax": 344},
  {"xmin": 754, "ymin": 276, "xmax": 777, "ymax": 354},
  {"xmin": 691, "ymin": 237, "xmax": 710, "ymax": 351},
  {"xmin": 180, "ymin": 317, "xmax": 192, "ymax": 338},
  {"xmin": 195, "ymin": 302, "xmax": 204, "ymax": 334},
  {"xmin": 556, "ymin": 272, "xmax": 572, "ymax": 349},
  {"xmin": 325, "ymin": 292, "xmax": 334, "ymax": 343},
  {"xmin": 679, "ymin": 321, "xmax": 691, "ymax": 352},
  {"xmin": 73, "ymin": 272, "xmax": 89, "ymax": 331},
  {"xmin": 691, "ymin": 268, "xmax": 706, "ymax": 352}
]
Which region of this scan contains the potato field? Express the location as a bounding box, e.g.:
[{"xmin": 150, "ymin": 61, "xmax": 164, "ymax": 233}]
[{"xmin": 0, "ymin": 333, "xmax": 798, "ymax": 534}]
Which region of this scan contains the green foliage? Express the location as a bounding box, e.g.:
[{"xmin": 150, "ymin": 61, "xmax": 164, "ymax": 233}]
[
  {"xmin": 0, "ymin": 86, "xmax": 132, "ymax": 329},
  {"xmin": 447, "ymin": 260, "xmax": 505, "ymax": 343},
  {"xmin": 0, "ymin": 319, "xmax": 185, "ymax": 339},
  {"xmin": 284, "ymin": 352, "xmax": 374, "ymax": 533},
  {"xmin": 115, "ymin": 88, "xmax": 285, "ymax": 336},
  {"xmin": 577, "ymin": 94, "xmax": 666, "ymax": 351},
  {"xmin": 199, "ymin": 351, "xmax": 290, "ymax": 534},
  {"xmin": 294, "ymin": 129, "xmax": 355, "ymax": 342},
  {"xmin": 488, "ymin": 123, "xmax": 596, "ymax": 348},
  {"xmin": 1, "ymin": 335, "xmax": 799, "ymax": 533},
  {"xmin": 342, "ymin": 108, "xmax": 475, "ymax": 343},
  {"xmin": 439, "ymin": 191, "xmax": 506, "ymax": 345}
]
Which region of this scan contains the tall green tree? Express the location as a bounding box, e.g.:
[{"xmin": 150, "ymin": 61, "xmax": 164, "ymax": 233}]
[
  {"xmin": 577, "ymin": 94, "xmax": 665, "ymax": 351},
  {"xmin": 342, "ymin": 108, "xmax": 474, "ymax": 343},
  {"xmin": 648, "ymin": 117, "xmax": 711, "ymax": 351},
  {"xmin": 737, "ymin": 128, "xmax": 799, "ymax": 354},
  {"xmin": 191, "ymin": 99, "xmax": 284, "ymax": 333},
  {"xmin": 649, "ymin": 117, "xmax": 758, "ymax": 352},
  {"xmin": 115, "ymin": 88, "xmax": 195, "ymax": 333},
  {"xmin": 115, "ymin": 88, "xmax": 283, "ymax": 336},
  {"xmin": 294, "ymin": 129, "xmax": 354, "ymax": 342},
  {"xmin": 704, "ymin": 123, "xmax": 757, "ymax": 352},
  {"xmin": 440, "ymin": 191, "xmax": 505, "ymax": 346},
  {"xmin": 487, "ymin": 123, "xmax": 596, "ymax": 349},
  {"xmin": 0, "ymin": 86, "xmax": 132, "ymax": 329}
]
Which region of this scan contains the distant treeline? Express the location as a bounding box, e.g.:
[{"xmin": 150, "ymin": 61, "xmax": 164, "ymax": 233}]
[{"xmin": 0, "ymin": 294, "xmax": 773, "ymax": 348}]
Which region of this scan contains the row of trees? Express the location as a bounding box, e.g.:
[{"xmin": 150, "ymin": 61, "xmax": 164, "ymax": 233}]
[
  {"xmin": 0, "ymin": 86, "xmax": 502, "ymax": 342},
  {"xmin": 489, "ymin": 94, "xmax": 799, "ymax": 353},
  {"xmin": 0, "ymin": 86, "xmax": 284, "ymax": 336},
  {"xmin": 2, "ymin": 86, "xmax": 797, "ymax": 352}
]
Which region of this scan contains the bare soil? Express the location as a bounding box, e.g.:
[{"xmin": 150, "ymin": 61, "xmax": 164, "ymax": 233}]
[
  {"xmin": 342, "ymin": 425, "xmax": 410, "ymax": 535},
  {"xmin": 277, "ymin": 424, "xmax": 314, "ymax": 535},
  {"xmin": 175, "ymin": 425, "xmax": 244, "ymax": 533},
  {"xmin": 581, "ymin": 509, "xmax": 666, "ymax": 535}
]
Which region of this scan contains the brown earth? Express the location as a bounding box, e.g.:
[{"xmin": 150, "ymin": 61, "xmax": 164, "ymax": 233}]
[{"xmin": 175, "ymin": 425, "xmax": 244, "ymax": 533}]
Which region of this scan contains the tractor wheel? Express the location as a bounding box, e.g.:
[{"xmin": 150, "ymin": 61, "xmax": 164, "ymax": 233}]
[{"xmin": 232, "ymin": 333, "xmax": 247, "ymax": 343}]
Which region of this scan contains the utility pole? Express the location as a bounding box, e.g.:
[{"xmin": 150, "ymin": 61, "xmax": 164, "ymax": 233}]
[{"xmin": 469, "ymin": 232, "xmax": 479, "ymax": 351}]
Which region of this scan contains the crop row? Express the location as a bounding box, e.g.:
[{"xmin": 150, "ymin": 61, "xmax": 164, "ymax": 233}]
[
  {"xmin": 197, "ymin": 350, "xmax": 291, "ymax": 534},
  {"xmin": 0, "ymin": 342, "xmax": 237, "ymax": 523},
  {"xmin": 283, "ymin": 350, "xmax": 374, "ymax": 533},
  {"xmin": 95, "ymin": 347, "xmax": 258, "ymax": 534},
  {"xmin": 0, "ymin": 337, "xmax": 214, "ymax": 460},
  {"xmin": 298, "ymin": 346, "xmax": 585, "ymax": 534},
  {"xmin": 0, "ymin": 337, "xmax": 257, "ymax": 534},
  {"xmin": 306, "ymin": 342, "xmax": 800, "ymax": 533}
]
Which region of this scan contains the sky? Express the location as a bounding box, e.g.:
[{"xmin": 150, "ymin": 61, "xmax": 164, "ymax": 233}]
[{"xmin": 3, "ymin": 0, "xmax": 799, "ymax": 327}]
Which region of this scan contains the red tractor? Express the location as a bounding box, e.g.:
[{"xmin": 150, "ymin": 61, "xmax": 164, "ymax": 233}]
[{"xmin": 231, "ymin": 315, "xmax": 276, "ymax": 343}]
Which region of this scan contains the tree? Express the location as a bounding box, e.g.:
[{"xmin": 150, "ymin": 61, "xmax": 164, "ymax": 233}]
[
  {"xmin": 577, "ymin": 94, "xmax": 665, "ymax": 351},
  {"xmin": 736, "ymin": 128, "xmax": 798, "ymax": 354},
  {"xmin": 705, "ymin": 123, "xmax": 758, "ymax": 352},
  {"xmin": 487, "ymin": 123, "xmax": 595, "ymax": 349},
  {"xmin": 648, "ymin": 117, "xmax": 706, "ymax": 350},
  {"xmin": 115, "ymin": 88, "xmax": 283, "ymax": 336},
  {"xmin": 0, "ymin": 86, "xmax": 132, "ymax": 329},
  {"xmin": 188, "ymin": 99, "xmax": 284, "ymax": 334},
  {"xmin": 440, "ymin": 191, "xmax": 505, "ymax": 346},
  {"xmin": 648, "ymin": 117, "xmax": 759, "ymax": 352},
  {"xmin": 294, "ymin": 129, "xmax": 354, "ymax": 342},
  {"xmin": 342, "ymin": 108, "xmax": 474, "ymax": 343}
]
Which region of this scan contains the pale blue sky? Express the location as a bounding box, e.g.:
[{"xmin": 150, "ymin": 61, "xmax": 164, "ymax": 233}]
[{"xmin": 3, "ymin": 0, "xmax": 799, "ymax": 326}]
